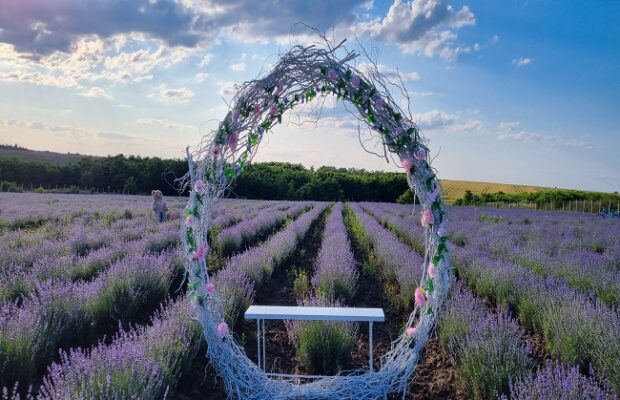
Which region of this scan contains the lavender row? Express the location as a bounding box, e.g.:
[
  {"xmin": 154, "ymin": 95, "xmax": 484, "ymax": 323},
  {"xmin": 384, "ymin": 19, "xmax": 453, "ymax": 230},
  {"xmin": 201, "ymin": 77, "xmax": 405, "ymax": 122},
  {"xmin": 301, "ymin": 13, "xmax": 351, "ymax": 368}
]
[
  {"xmin": 4, "ymin": 297, "xmax": 202, "ymax": 400},
  {"xmin": 359, "ymin": 202, "xmax": 426, "ymax": 255},
  {"xmin": 0, "ymin": 222, "xmax": 180, "ymax": 305},
  {"xmin": 449, "ymin": 208, "xmax": 620, "ymax": 307},
  {"xmin": 506, "ymin": 361, "xmax": 617, "ymax": 400},
  {"xmin": 0, "ymin": 251, "xmax": 179, "ymax": 391},
  {"xmin": 285, "ymin": 203, "xmax": 358, "ymax": 374},
  {"xmin": 439, "ymin": 283, "xmax": 533, "ymax": 399},
  {"xmin": 311, "ymin": 203, "xmax": 358, "ymax": 302},
  {"xmin": 440, "ymin": 283, "xmax": 615, "ymax": 399},
  {"xmin": 213, "ymin": 203, "xmax": 328, "ymax": 325},
  {"xmin": 214, "ymin": 202, "xmax": 309, "ymax": 256},
  {"xmin": 454, "ymin": 246, "xmax": 620, "ymax": 393},
  {"xmin": 348, "ymin": 203, "xmax": 423, "ymax": 313}
]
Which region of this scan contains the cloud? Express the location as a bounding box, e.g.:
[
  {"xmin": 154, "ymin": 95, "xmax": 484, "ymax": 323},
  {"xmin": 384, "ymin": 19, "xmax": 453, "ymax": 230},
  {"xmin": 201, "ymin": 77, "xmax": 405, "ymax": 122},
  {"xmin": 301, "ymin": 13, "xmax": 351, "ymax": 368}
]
[
  {"xmin": 198, "ymin": 53, "xmax": 213, "ymax": 67},
  {"xmin": 355, "ymin": 0, "xmax": 476, "ymax": 60},
  {"xmin": 0, "ymin": 1, "xmax": 370, "ymax": 57},
  {"xmin": 0, "ymin": 0, "xmax": 205, "ymax": 56},
  {"xmin": 157, "ymin": 85, "xmax": 195, "ymax": 104},
  {"xmin": 230, "ymin": 62, "xmax": 246, "ymax": 72},
  {"xmin": 216, "ymin": 81, "xmax": 237, "ymax": 98},
  {"xmin": 195, "ymin": 0, "xmax": 367, "ymax": 43},
  {"xmin": 0, "ymin": 119, "xmax": 91, "ymax": 137},
  {"xmin": 195, "ymin": 72, "xmax": 209, "ymax": 83},
  {"xmin": 497, "ymin": 121, "xmax": 591, "ymax": 149},
  {"xmin": 416, "ymin": 109, "xmax": 456, "ymax": 130},
  {"xmin": 98, "ymin": 131, "xmax": 131, "ymax": 141},
  {"xmin": 512, "ymin": 57, "xmax": 531, "ymax": 68},
  {"xmin": 80, "ymin": 86, "xmax": 113, "ymax": 100},
  {"xmin": 137, "ymin": 117, "xmax": 195, "ymax": 132},
  {"xmin": 357, "ymin": 62, "xmax": 420, "ymax": 81}
]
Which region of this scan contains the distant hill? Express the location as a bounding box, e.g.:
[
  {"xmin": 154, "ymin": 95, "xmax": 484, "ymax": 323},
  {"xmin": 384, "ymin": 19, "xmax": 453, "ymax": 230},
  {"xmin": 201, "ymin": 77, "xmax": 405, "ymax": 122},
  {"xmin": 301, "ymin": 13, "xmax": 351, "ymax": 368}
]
[
  {"xmin": 440, "ymin": 179, "xmax": 550, "ymax": 203},
  {"xmin": 0, "ymin": 145, "xmax": 83, "ymax": 165}
]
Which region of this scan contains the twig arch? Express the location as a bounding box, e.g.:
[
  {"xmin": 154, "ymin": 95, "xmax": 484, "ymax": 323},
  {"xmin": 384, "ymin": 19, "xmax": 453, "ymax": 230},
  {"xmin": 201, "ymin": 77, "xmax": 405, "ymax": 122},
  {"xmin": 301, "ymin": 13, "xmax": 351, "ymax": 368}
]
[{"xmin": 180, "ymin": 38, "xmax": 452, "ymax": 399}]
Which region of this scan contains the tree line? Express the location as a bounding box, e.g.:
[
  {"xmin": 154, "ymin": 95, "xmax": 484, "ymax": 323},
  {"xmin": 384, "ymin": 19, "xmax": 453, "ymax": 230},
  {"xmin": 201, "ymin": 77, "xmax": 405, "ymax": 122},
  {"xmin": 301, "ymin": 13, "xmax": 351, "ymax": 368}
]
[
  {"xmin": 1, "ymin": 153, "xmax": 616, "ymax": 204},
  {"xmin": 455, "ymin": 189, "xmax": 620, "ymax": 207},
  {"xmin": 0, "ymin": 155, "xmax": 411, "ymax": 202}
]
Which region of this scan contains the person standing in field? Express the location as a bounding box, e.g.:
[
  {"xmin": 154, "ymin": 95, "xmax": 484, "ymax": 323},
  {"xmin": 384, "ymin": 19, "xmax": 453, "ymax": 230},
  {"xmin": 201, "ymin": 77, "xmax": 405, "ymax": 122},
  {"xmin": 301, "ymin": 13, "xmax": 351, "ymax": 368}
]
[{"xmin": 151, "ymin": 190, "xmax": 168, "ymax": 222}]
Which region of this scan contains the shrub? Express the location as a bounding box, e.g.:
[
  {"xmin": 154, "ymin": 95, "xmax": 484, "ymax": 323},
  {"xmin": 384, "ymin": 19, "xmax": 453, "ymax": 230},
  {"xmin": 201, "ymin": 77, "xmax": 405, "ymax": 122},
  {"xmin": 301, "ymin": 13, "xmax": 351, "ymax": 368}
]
[{"xmin": 296, "ymin": 320, "xmax": 355, "ymax": 375}]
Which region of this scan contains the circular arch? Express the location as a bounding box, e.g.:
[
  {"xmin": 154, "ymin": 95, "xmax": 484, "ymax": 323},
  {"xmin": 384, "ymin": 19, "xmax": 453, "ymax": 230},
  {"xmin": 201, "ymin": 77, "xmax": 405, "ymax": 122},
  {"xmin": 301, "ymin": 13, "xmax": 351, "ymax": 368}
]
[{"xmin": 180, "ymin": 39, "xmax": 451, "ymax": 399}]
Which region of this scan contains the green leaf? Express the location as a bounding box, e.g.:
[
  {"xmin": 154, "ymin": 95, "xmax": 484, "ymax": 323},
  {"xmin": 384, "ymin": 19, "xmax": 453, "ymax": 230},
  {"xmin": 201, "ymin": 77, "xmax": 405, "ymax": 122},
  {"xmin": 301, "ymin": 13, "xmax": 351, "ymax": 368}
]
[
  {"xmin": 426, "ymin": 305, "xmax": 433, "ymax": 315},
  {"xmin": 425, "ymin": 278, "xmax": 434, "ymax": 295}
]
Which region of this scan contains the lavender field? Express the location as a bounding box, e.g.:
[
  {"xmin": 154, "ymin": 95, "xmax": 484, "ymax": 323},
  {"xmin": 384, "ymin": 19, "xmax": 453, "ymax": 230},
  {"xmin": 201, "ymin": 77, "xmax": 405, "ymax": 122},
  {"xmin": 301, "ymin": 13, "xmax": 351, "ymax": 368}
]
[{"xmin": 1, "ymin": 193, "xmax": 619, "ymax": 400}]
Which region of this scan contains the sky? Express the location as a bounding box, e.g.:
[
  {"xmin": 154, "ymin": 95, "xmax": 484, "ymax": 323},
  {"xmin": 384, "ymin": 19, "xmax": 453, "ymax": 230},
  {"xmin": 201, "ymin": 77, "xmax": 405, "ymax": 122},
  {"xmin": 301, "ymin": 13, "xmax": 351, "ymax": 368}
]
[{"xmin": 0, "ymin": 0, "xmax": 618, "ymax": 192}]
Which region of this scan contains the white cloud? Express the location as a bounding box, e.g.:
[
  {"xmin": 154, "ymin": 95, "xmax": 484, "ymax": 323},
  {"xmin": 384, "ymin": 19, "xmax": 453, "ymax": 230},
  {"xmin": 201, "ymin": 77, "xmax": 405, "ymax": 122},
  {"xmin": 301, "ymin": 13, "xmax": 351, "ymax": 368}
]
[
  {"xmin": 230, "ymin": 62, "xmax": 246, "ymax": 72},
  {"xmin": 157, "ymin": 85, "xmax": 195, "ymax": 104},
  {"xmin": 355, "ymin": 0, "xmax": 476, "ymax": 60},
  {"xmin": 416, "ymin": 109, "xmax": 456, "ymax": 130},
  {"xmin": 497, "ymin": 121, "xmax": 590, "ymax": 149},
  {"xmin": 137, "ymin": 117, "xmax": 195, "ymax": 132},
  {"xmin": 199, "ymin": 53, "xmax": 214, "ymax": 67},
  {"xmin": 412, "ymin": 91, "xmax": 436, "ymax": 97},
  {"xmin": 0, "ymin": 119, "xmax": 91, "ymax": 137},
  {"xmin": 357, "ymin": 62, "xmax": 420, "ymax": 81},
  {"xmin": 195, "ymin": 72, "xmax": 209, "ymax": 83},
  {"xmin": 81, "ymin": 86, "xmax": 113, "ymax": 100},
  {"xmin": 512, "ymin": 57, "xmax": 532, "ymax": 68},
  {"xmin": 216, "ymin": 81, "xmax": 237, "ymax": 98}
]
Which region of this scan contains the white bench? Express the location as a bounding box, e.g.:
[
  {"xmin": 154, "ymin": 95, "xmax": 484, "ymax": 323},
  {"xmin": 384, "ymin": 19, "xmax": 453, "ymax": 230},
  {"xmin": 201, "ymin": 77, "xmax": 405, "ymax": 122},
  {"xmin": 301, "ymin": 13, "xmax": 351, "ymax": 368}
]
[{"xmin": 245, "ymin": 305, "xmax": 385, "ymax": 377}]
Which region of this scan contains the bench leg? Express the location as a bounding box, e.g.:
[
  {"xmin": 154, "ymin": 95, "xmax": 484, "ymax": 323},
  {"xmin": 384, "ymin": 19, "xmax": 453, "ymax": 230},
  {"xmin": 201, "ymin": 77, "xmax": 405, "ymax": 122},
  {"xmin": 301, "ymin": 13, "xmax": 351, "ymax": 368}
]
[
  {"xmin": 369, "ymin": 321, "xmax": 374, "ymax": 371},
  {"xmin": 256, "ymin": 319, "xmax": 262, "ymax": 369},
  {"xmin": 262, "ymin": 319, "xmax": 266, "ymax": 370}
]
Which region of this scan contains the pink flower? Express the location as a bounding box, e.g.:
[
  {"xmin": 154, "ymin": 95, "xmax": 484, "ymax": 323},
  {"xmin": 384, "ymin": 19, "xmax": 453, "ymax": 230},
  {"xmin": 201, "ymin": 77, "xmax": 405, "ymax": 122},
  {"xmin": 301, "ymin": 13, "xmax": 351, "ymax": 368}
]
[
  {"xmin": 228, "ymin": 131, "xmax": 239, "ymax": 153},
  {"xmin": 415, "ymin": 148, "xmax": 427, "ymax": 161},
  {"xmin": 194, "ymin": 179, "xmax": 205, "ymax": 193},
  {"xmin": 185, "ymin": 215, "xmax": 195, "ymax": 226},
  {"xmin": 206, "ymin": 282, "xmax": 215, "ymax": 295},
  {"xmin": 406, "ymin": 327, "xmax": 416, "ymax": 337},
  {"xmin": 253, "ymin": 104, "xmax": 261, "ymax": 116},
  {"xmin": 210, "ymin": 146, "xmax": 221, "ymax": 158},
  {"xmin": 437, "ymin": 223, "xmax": 447, "ymax": 238},
  {"xmin": 414, "ymin": 287, "xmax": 426, "ymax": 306},
  {"xmin": 421, "ymin": 209, "xmax": 434, "ymax": 228},
  {"xmin": 270, "ymin": 105, "xmax": 279, "ymax": 118},
  {"xmin": 216, "ymin": 321, "xmax": 228, "ymax": 338},
  {"xmin": 191, "ymin": 243, "xmax": 206, "ymax": 262},
  {"xmin": 327, "ymin": 68, "xmax": 338, "ymax": 80},
  {"xmin": 351, "ymin": 74, "xmax": 361, "ymax": 89},
  {"xmin": 427, "ymin": 262, "xmax": 437, "ymax": 278},
  {"xmin": 403, "ymin": 158, "xmax": 413, "ymax": 172}
]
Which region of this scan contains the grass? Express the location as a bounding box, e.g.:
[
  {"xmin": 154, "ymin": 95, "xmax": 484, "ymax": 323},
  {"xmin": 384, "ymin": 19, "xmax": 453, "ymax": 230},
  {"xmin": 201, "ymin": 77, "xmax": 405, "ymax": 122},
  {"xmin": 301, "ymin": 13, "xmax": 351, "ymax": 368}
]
[{"xmin": 439, "ymin": 179, "xmax": 550, "ymax": 204}]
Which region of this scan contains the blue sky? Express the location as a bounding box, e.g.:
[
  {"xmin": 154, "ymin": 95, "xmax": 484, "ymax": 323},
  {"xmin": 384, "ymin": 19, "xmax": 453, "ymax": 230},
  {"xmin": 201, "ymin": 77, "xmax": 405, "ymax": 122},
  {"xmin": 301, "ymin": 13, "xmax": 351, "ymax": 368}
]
[{"xmin": 0, "ymin": 0, "xmax": 618, "ymax": 192}]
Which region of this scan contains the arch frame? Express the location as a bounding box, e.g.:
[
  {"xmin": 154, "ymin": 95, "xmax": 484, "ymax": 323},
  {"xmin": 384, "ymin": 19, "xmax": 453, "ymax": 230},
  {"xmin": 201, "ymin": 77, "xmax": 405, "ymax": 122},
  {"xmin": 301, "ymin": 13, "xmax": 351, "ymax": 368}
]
[{"xmin": 180, "ymin": 39, "xmax": 451, "ymax": 399}]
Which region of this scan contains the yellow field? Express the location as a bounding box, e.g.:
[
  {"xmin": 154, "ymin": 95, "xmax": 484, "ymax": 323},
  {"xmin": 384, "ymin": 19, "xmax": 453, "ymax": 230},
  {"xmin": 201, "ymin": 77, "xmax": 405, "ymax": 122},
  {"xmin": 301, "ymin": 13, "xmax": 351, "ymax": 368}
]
[{"xmin": 439, "ymin": 179, "xmax": 550, "ymax": 204}]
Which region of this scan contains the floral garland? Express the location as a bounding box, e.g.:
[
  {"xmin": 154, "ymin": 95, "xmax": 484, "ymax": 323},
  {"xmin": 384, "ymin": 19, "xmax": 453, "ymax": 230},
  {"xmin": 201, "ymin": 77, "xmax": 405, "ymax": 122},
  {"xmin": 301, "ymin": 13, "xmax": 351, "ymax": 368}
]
[{"xmin": 180, "ymin": 39, "xmax": 451, "ymax": 399}]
